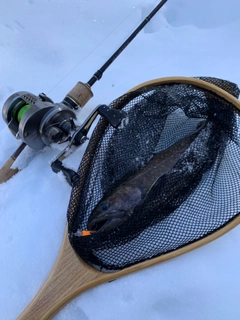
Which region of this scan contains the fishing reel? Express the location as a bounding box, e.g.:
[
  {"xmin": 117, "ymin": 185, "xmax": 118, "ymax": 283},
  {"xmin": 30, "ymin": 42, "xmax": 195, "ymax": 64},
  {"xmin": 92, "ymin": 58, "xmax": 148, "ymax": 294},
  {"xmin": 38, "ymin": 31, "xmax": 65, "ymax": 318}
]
[
  {"xmin": 2, "ymin": 82, "xmax": 93, "ymax": 150},
  {"xmin": 2, "ymin": 82, "xmax": 127, "ymax": 185}
]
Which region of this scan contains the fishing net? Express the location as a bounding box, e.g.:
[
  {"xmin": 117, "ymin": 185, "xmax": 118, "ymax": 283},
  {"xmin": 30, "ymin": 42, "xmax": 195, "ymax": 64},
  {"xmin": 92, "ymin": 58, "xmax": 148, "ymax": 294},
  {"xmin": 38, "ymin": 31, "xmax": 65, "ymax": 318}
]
[{"xmin": 67, "ymin": 76, "xmax": 240, "ymax": 271}]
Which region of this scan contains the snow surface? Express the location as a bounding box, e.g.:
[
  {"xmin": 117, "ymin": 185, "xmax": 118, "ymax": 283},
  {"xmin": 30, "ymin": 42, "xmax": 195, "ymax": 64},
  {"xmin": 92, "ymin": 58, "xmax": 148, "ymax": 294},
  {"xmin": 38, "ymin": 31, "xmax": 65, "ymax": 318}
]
[{"xmin": 1, "ymin": 0, "xmax": 240, "ymax": 319}]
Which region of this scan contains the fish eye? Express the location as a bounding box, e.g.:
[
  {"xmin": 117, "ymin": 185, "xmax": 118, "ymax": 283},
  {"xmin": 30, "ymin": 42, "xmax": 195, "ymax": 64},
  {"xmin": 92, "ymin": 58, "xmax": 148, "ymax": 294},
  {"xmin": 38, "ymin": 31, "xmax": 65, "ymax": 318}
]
[{"xmin": 99, "ymin": 202, "xmax": 110, "ymax": 211}]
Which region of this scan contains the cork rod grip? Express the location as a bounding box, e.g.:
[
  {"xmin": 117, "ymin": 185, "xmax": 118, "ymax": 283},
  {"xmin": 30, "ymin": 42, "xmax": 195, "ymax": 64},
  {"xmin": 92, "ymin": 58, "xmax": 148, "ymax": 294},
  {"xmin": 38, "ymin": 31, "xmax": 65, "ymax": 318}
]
[{"xmin": 66, "ymin": 82, "xmax": 93, "ymax": 107}]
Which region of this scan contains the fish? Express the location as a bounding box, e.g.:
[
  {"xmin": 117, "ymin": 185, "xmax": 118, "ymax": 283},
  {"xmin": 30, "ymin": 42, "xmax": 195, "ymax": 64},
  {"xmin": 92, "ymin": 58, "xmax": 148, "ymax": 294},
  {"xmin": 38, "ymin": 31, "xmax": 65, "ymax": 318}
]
[{"xmin": 86, "ymin": 120, "xmax": 207, "ymax": 233}]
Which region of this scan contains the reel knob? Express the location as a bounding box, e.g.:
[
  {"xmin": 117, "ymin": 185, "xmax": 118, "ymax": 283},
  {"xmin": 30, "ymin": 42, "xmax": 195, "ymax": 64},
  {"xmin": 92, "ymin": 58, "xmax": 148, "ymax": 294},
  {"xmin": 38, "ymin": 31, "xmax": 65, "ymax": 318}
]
[{"xmin": 44, "ymin": 126, "xmax": 65, "ymax": 143}]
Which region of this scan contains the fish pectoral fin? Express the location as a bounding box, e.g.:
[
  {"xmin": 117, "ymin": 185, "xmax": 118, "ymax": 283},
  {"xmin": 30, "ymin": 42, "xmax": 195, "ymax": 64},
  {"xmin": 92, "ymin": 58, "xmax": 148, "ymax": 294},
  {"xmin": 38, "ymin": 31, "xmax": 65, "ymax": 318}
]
[
  {"xmin": 88, "ymin": 211, "xmax": 128, "ymax": 233},
  {"xmin": 97, "ymin": 217, "xmax": 125, "ymax": 232},
  {"xmin": 88, "ymin": 210, "xmax": 126, "ymax": 225},
  {"xmin": 143, "ymin": 174, "xmax": 167, "ymax": 201}
]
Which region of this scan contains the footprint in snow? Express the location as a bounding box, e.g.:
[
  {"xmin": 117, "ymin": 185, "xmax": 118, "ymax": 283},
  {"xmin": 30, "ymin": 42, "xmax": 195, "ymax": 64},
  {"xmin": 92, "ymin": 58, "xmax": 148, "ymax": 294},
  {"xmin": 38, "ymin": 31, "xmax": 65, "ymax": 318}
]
[{"xmin": 3, "ymin": 20, "xmax": 24, "ymax": 32}]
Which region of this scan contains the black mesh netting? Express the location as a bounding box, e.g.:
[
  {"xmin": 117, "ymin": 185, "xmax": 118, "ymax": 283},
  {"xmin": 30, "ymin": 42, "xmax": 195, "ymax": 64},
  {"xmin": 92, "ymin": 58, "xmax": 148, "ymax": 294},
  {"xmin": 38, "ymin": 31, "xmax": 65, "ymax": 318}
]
[{"xmin": 67, "ymin": 77, "xmax": 240, "ymax": 271}]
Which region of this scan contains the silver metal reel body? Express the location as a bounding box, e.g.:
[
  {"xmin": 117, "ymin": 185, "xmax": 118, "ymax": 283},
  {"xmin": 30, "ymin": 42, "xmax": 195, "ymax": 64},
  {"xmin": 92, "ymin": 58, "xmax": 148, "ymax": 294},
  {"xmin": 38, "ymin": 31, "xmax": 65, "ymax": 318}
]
[{"xmin": 2, "ymin": 91, "xmax": 76, "ymax": 149}]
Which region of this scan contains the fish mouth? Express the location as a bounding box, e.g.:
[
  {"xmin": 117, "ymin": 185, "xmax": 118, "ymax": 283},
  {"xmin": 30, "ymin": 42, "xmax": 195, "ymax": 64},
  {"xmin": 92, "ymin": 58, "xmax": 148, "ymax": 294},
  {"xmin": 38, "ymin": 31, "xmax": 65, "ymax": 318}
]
[{"xmin": 87, "ymin": 210, "xmax": 127, "ymax": 233}]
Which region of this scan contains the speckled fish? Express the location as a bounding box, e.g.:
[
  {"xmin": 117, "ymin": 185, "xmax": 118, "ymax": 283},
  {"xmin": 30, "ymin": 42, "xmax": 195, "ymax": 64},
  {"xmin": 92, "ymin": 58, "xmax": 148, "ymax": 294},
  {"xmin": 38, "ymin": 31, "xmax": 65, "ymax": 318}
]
[{"xmin": 87, "ymin": 120, "xmax": 207, "ymax": 233}]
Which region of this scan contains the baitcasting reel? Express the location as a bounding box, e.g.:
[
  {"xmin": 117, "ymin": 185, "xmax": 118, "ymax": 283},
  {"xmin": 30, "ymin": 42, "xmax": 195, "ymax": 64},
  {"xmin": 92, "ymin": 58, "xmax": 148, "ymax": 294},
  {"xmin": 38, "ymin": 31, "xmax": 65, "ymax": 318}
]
[
  {"xmin": 2, "ymin": 82, "xmax": 127, "ymax": 185},
  {"xmin": 2, "ymin": 82, "xmax": 94, "ymax": 150}
]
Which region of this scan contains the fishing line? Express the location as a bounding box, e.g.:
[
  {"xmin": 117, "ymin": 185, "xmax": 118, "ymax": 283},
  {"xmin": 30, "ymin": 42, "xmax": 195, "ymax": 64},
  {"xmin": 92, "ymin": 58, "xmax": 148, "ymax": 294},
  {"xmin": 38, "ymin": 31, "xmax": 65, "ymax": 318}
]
[{"xmin": 47, "ymin": 0, "xmax": 147, "ymax": 95}]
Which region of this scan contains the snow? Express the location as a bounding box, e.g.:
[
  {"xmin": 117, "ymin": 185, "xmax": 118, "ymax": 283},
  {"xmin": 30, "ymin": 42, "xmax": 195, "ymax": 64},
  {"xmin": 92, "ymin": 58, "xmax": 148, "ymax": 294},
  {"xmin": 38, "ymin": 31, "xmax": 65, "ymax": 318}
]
[{"xmin": 0, "ymin": 0, "xmax": 240, "ymax": 319}]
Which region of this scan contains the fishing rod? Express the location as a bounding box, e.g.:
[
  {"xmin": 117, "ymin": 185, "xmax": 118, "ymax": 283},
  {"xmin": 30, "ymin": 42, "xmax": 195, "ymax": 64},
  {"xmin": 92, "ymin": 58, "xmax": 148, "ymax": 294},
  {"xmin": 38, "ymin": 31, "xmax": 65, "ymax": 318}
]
[
  {"xmin": 87, "ymin": 0, "xmax": 168, "ymax": 86},
  {"xmin": 1, "ymin": 0, "xmax": 168, "ymax": 185}
]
